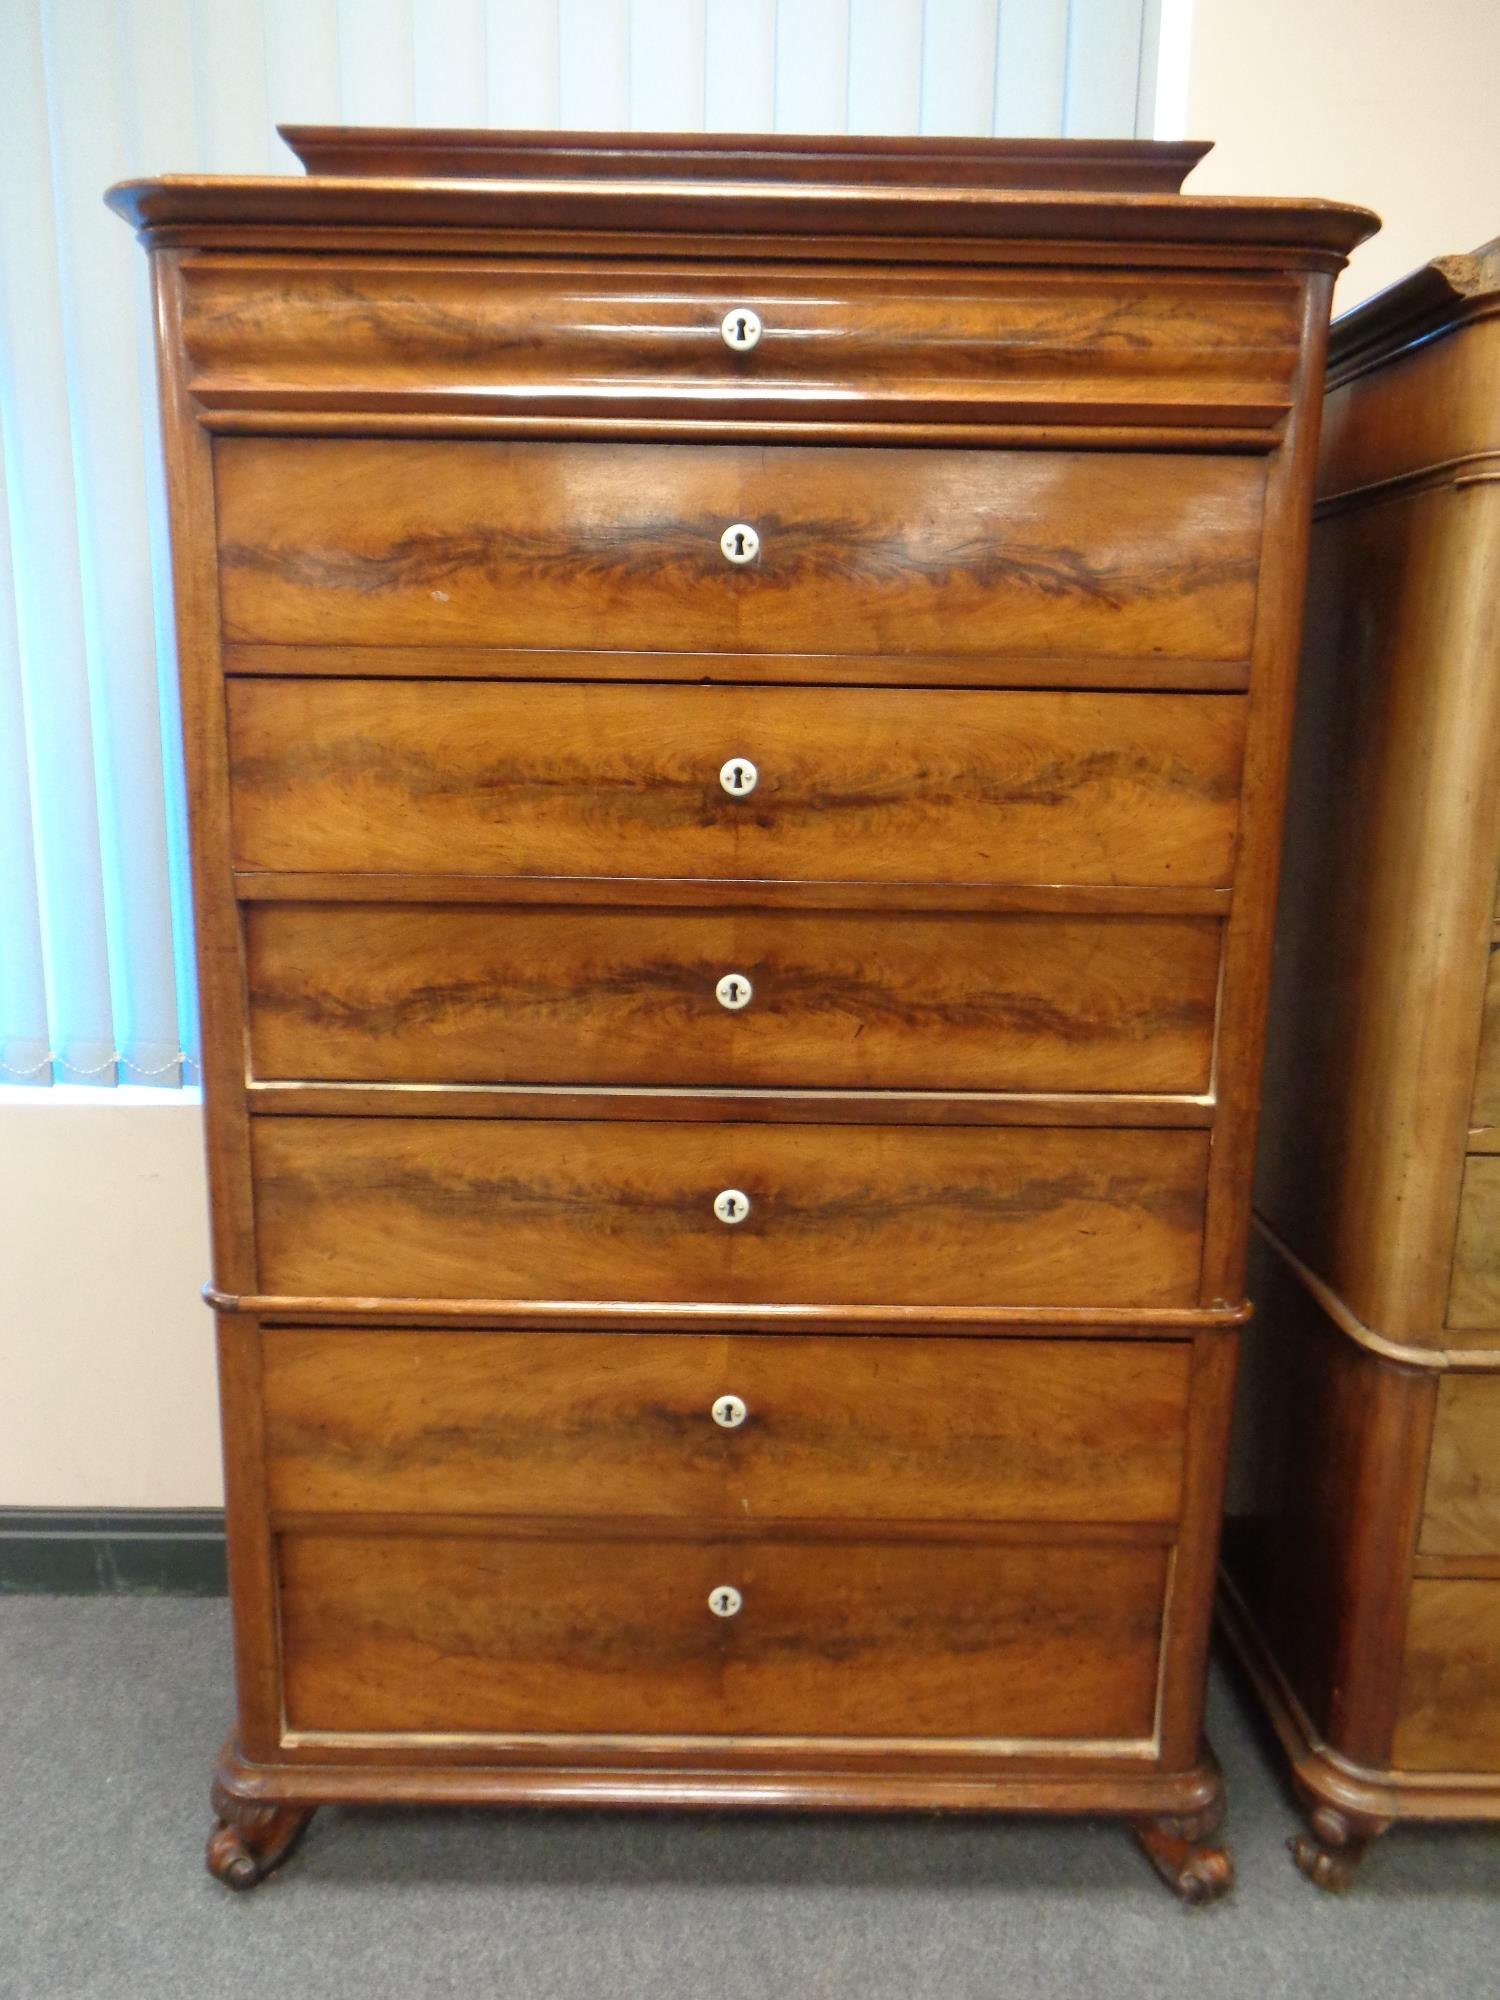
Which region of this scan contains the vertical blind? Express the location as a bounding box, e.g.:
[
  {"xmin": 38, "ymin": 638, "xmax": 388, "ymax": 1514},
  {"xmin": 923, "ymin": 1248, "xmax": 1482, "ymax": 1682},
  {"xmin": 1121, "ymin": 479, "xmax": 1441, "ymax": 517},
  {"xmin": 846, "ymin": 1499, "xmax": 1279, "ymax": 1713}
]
[{"xmin": 0, "ymin": 0, "xmax": 1162, "ymax": 1087}]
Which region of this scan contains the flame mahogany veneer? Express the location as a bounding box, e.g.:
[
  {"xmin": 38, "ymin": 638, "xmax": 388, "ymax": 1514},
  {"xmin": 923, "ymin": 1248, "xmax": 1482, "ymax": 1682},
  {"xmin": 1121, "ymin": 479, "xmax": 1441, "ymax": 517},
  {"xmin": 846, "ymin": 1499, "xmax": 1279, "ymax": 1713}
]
[{"xmin": 107, "ymin": 131, "xmax": 1374, "ymax": 1900}]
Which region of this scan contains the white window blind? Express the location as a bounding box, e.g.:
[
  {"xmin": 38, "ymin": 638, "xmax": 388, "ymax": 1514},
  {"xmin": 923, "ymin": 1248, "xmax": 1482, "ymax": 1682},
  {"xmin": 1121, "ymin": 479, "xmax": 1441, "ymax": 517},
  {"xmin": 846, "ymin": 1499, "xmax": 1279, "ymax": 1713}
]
[{"xmin": 0, "ymin": 0, "xmax": 1163, "ymax": 1087}]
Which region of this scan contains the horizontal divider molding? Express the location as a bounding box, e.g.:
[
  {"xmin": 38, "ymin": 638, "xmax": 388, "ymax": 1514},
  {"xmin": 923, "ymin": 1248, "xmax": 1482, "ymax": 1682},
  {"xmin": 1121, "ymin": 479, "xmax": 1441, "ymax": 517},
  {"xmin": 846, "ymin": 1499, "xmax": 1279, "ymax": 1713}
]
[
  {"xmin": 223, "ymin": 643, "xmax": 1254, "ymax": 693},
  {"xmin": 233, "ymin": 873, "xmax": 1237, "ymax": 915}
]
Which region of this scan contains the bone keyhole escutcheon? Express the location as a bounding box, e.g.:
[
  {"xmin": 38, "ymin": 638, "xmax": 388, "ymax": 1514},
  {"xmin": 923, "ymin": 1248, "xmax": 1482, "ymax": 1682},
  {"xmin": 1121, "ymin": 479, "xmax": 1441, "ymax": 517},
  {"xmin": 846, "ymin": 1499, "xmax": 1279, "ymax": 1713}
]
[
  {"xmin": 713, "ymin": 1188, "xmax": 751, "ymax": 1226},
  {"xmin": 721, "ymin": 307, "xmax": 762, "ymax": 351},
  {"xmin": 720, "ymin": 522, "xmax": 760, "ymax": 565}
]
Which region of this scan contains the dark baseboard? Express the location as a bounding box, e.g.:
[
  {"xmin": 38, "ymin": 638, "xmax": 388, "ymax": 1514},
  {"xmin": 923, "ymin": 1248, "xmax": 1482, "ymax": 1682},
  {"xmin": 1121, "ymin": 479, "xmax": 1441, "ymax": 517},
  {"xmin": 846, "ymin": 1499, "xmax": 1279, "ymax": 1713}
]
[{"xmin": 0, "ymin": 1509, "xmax": 228, "ymax": 1595}]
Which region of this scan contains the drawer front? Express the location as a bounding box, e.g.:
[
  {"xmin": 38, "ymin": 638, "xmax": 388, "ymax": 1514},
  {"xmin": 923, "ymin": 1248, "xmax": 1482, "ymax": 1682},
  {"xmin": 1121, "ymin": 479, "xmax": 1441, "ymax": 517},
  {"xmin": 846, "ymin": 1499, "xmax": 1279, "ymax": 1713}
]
[
  {"xmin": 227, "ymin": 681, "xmax": 1246, "ymax": 889},
  {"xmin": 250, "ymin": 1117, "xmax": 1209, "ymax": 1308},
  {"xmin": 1419, "ymin": 1375, "xmax": 1500, "ymax": 1558},
  {"xmin": 262, "ymin": 1330, "xmax": 1192, "ymax": 1525},
  {"xmin": 245, "ymin": 904, "xmax": 1222, "ymax": 1094},
  {"xmin": 182, "ymin": 261, "xmax": 1302, "ymax": 429},
  {"xmin": 1395, "ymin": 1579, "xmax": 1500, "ymax": 1772},
  {"xmin": 216, "ymin": 439, "xmax": 1265, "ymax": 661},
  {"xmin": 278, "ymin": 1528, "xmax": 1169, "ymax": 1742},
  {"xmin": 1470, "ymin": 946, "xmax": 1500, "ymax": 1131},
  {"xmin": 1446, "ymin": 1158, "xmax": 1500, "ymax": 1335}
]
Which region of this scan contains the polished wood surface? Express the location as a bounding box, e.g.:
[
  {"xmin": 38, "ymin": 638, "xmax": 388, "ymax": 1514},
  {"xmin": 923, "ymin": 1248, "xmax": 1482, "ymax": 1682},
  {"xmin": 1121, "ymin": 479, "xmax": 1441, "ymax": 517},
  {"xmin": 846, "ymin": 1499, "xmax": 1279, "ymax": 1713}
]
[
  {"xmin": 1394, "ymin": 1581, "xmax": 1500, "ymax": 1772},
  {"xmin": 235, "ymin": 872, "xmax": 1234, "ymax": 917},
  {"xmin": 216, "ymin": 440, "xmax": 1265, "ymax": 660},
  {"xmin": 250, "ymin": 1117, "xmax": 1209, "ymax": 1309},
  {"xmin": 107, "ymin": 167, "xmax": 1376, "ymax": 271},
  {"xmin": 116, "ymin": 128, "xmax": 1360, "ymax": 1890},
  {"xmin": 278, "ymin": 126, "xmax": 1215, "ymax": 194},
  {"xmin": 1225, "ymin": 1230, "xmax": 1434, "ymax": 1771},
  {"xmin": 245, "ymin": 904, "xmax": 1222, "ymax": 1094},
  {"xmin": 1223, "ymin": 239, "xmax": 1500, "ymax": 1884},
  {"xmin": 227, "ymin": 680, "xmax": 1246, "ymax": 889},
  {"xmin": 180, "ymin": 258, "xmax": 1301, "ymax": 437},
  {"xmin": 1419, "ymin": 1375, "xmax": 1500, "ymax": 1558},
  {"xmin": 1470, "ymin": 948, "xmax": 1500, "ymax": 1132},
  {"xmin": 224, "ymin": 639, "xmax": 1259, "ymax": 697},
  {"xmin": 1255, "ymin": 486, "xmax": 1500, "ymax": 1342},
  {"xmin": 278, "ymin": 1528, "xmax": 1170, "ymax": 1741},
  {"xmin": 262, "ymin": 1329, "xmax": 1191, "ymax": 1525},
  {"xmin": 222, "ymin": 639, "xmax": 1252, "ymax": 693},
  {"xmin": 1446, "ymin": 1158, "xmax": 1500, "ymax": 1328}
]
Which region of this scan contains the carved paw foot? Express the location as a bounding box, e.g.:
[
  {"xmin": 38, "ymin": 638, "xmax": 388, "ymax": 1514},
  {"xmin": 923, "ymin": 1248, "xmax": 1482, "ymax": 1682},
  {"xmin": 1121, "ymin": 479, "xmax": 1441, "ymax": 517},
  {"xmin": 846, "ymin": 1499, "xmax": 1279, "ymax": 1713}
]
[
  {"xmin": 1289, "ymin": 1804, "xmax": 1387, "ymax": 1894},
  {"xmin": 1133, "ymin": 1812, "xmax": 1234, "ymax": 1904},
  {"xmin": 206, "ymin": 1779, "xmax": 314, "ymax": 1890}
]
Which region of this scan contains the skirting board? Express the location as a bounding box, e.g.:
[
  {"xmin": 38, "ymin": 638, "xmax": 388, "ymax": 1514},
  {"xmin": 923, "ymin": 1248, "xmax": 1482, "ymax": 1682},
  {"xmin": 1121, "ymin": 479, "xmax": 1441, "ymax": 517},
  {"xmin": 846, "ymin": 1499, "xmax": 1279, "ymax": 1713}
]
[{"xmin": 0, "ymin": 1509, "xmax": 228, "ymax": 1595}]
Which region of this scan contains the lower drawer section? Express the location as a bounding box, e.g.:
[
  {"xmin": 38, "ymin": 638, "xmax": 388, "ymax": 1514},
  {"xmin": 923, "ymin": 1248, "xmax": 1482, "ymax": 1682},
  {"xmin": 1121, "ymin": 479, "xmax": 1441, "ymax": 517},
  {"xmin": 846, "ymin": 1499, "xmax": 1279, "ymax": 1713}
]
[
  {"xmin": 1419, "ymin": 1374, "xmax": 1500, "ymax": 1558},
  {"xmin": 1395, "ymin": 1579, "xmax": 1500, "ymax": 1772},
  {"xmin": 250, "ymin": 1116, "xmax": 1209, "ymax": 1308},
  {"xmin": 277, "ymin": 1528, "xmax": 1169, "ymax": 1743},
  {"xmin": 1448, "ymin": 1158, "xmax": 1500, "ymax": 1335}
]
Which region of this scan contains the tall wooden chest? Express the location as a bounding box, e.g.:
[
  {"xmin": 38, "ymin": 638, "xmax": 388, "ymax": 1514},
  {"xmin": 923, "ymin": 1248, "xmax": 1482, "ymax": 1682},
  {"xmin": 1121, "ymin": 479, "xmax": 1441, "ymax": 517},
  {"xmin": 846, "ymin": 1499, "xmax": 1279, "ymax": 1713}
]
[{"xmin": 107, "ymin": 129, "xmax": 1371, "ymax": 1898}]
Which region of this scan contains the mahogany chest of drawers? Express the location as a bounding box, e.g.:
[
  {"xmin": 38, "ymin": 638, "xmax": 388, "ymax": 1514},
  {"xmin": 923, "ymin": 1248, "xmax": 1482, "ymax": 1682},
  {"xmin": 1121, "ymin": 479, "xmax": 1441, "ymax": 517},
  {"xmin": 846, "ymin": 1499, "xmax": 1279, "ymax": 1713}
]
[
  {"xmin": 1222, "ymin": 237, "xmax": 1500, "ymax": 1889},
  {"xmin": 108, "ymin": 128, "xmax": 1372, "ymax": 1900}
]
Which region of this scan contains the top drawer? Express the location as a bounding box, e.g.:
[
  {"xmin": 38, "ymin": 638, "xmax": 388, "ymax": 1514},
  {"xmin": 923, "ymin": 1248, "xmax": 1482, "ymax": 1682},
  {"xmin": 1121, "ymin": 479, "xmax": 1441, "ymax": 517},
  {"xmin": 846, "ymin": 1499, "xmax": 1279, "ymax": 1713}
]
[
  {"xmin": 181, "ymin": 260, "xmax": 1304, "ymax": 435},
  {"xmin": 214, "ymin": 439, "xmax": 1265, "ymax": 666}
]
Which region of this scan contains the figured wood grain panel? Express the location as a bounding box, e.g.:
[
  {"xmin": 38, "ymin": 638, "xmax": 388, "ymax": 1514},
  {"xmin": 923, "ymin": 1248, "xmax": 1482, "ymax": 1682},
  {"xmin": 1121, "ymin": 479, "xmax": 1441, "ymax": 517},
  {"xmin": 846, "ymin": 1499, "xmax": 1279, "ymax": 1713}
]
[
  {"xmin": 180, "ymin": 259, "xmax": 1301, "ymax": 429},
  {"xmin": 1255, "ymin": 482, "xmax": 1500, "ymax": 1341},
  {"xmin": 1394, "ymin": 1580, "xmax": 1500, "ymax": 1772},
  {"xmin": 215, "ymin": 439, "xmax": 1266, "ymax": 659},
  {"xmin": 1224, "ymin": 1229, "xmax": 1436, "ymax": 1766},
  {"xmin": 249, "ymin": 1117, "xmax": 1210, "ymax": 1309},
  {"xmin": 261, "ymin": 1329, "xmax": 1192, "ymax": 1524},
  {"xmin": 278, "ymin": 1529, "xmax": 1170, "ymax": 1739},
  {"xmin": 1447, "ymin": 1158, "xmax": 1500, "ymax": 1336},
  {"xmin": 1470, "ymin": 948, "xmax": 1500, "ymax": 1131},
  {"xmin": 227, "ymin": 681, "xmax": 1246, "ymax": 889},
  {"xmin": 1419, "ymin": 1375, "xmax": 1500, "ymax": 1559},
  {"xmin": 244, "ymin": 904, "xmax": 1223, "ymax": 1094}
]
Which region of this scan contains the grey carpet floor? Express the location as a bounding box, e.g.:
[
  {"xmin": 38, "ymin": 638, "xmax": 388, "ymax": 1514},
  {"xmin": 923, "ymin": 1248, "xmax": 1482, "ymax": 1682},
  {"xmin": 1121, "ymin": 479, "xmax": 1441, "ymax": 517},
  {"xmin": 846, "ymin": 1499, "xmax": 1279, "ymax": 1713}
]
[{"xmin": 1, "ymin": 1597, "xmax": 1496, "ymax": 2000}]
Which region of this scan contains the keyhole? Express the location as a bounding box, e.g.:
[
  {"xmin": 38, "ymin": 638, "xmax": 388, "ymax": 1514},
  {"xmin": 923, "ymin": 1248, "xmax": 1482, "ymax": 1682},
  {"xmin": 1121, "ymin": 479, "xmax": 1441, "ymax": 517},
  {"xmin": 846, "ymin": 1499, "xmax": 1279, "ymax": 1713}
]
[
  {"xmin": 733, "ymin": 530, "xmax": 746, "ymax": 557},
  {"xmin": 713, "ymin": 1187, "xmax": 751, "ymax": 1225},
  {"xmin": 720, "ymin": 522, "xmax": 759, "ymax": 565},
  {"xmin": 720, "ymin": 306, "xmax": 762, "ymax": 351},
  {"xmin": 715, "ymin": 972, "xmax": 753, "ymax": 1012},
  {"xmin": 718, "ymin": 757, "xmax": 758, "ymax": 797}
]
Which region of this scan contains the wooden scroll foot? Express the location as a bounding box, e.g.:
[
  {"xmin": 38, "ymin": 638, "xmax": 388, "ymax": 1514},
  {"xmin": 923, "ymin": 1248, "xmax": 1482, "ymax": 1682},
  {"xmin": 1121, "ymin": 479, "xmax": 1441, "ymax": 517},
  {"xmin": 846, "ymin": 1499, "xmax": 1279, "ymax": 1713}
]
[
  {"xmin": 1132, "ymin": 1809, "xmax": 1234, "ymax": 1905},
  {"xmin": 1289, "ymin": 1803, "xmax": 1389, "ymax": 1894},
  {"xmin": 206, "ymin": 1779, "xmax": 315, "ymax": 1890}
]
